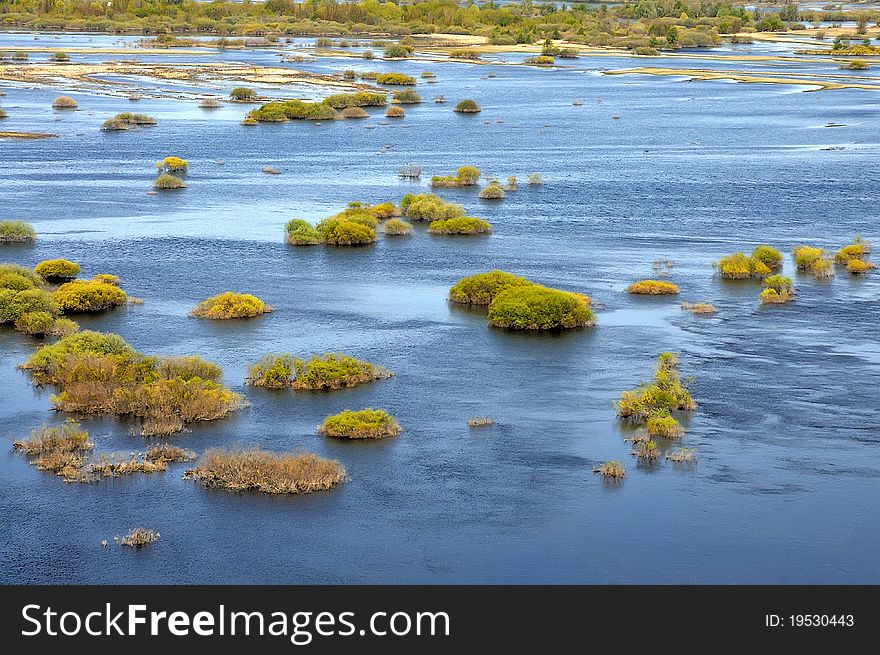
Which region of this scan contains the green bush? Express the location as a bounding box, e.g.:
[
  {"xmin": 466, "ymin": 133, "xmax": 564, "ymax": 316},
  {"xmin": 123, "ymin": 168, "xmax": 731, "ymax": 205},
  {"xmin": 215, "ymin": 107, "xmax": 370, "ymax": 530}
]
[
  {"xmin": 318, "ymin": 408, "xmax": 401, "ymax": 439},
  {"xmin": 34, "ymin": 259, "xmax": 80, "ymax": 281},
  {"xmin": 248, "ymin": 100, "xmax": 338, "ymax": 122},
  {"xmin": 449, "ymin": 270, "xmax": 533, "ymax": 305},
  {"xmin": 315, "ymin": 218, "xmax": 377, "ymax": 246},
  {"xmin": 377, "ymin": 72, "xmax": 416, "ymax": 85},
  {"xmin": 428, "ymin": 216, "xmax": 492, "ymax": 235},
  {"xmin": 383, "ymin": 218, "xmax": 412, "ymax": 235},
  {"xmin": 392, "ymin": 89, "xmax": 421, "ymax": 104},
  {"xmin": 751, "ymin": 245, "xmax": 783, "ymax": 270},
  {"xmin": 101, "ymin": 113, "xmax": 156, "ymax": 131},
  {"xmin": 0, "ymin": 263, "xmax": 44, "ymax": 290},
  {"xmin": 323, "ymin": 92, "xmax": 386, "ymax": 109},
  {"xmin": 402, "ymin": 193, "xmax": 465, "ymax": 221},
  {"xmin": 285, "ymin": 219, "xmax": 323, "ymax": 246},
  {"xmin": 14, "ymin": 311, "xmax": 56, "ymax": 336},
  {"xmin": 0, "ymin": 220, "xmax": 36, "ymax": 243},
  {"xmin": 51, "ymin": 51, "xmax": 70, "ymax": 62},
  {"xmin": 53, "ymin": 280, "xmax": 128, "ymax": 313},
  {"xmin": 384, "ymin": 43, "xmax": 414, "ymax": 58},
  {"xmin": 23, "ymin": 330, "xmax": 136, "ymax": 380},
  {"xmin": 191, "ymin": 292, "xmax": 272, "ymax": 319},
  {"xmin": 478, "ymin": 181, "xmax": 506, "ymax": 199},
  {"xmin": 716, "ymin": 252, "xmax": 770, "ymax": 279},
  {"xmin": 246, "ymin": 354, "xmax": 296, "ymax": 388},
  {"xmin": 230, "ymin": 87, "xmax": 258, "ymax": 101},
  {"xmin": 487, "ymin": 286, "xmax": 595, "ymax": 330},
  {"xmin": 454, "ymin": 99, "xmax": 481, "ymax": 113},
  {"xmin": 52, "ymin": 95, "xmax": 78, "ymax": 109},
  {"xmin": 0, "ymin": 288, "xmax": 57, "ymax": 323}
]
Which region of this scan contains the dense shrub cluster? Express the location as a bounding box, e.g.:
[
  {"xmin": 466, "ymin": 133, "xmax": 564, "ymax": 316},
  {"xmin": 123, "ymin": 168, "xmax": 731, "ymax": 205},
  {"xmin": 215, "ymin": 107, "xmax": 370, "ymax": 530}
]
[
  {"xmin": 760, "ymin": 275, "xmax": 795, "ymax": 304},
  {"xmin": 0, "ymin": 220, "xmax": 36, "ymax": 243},
  {"xmin": 0, "ymin": 264, "xmax": 80, "ymax": 335},
  {"xmin": 385, "ymin": 106, "xmax": 406, "ymax": 118},
  {"xmin": 230, "ymin": 87, "xmax": 258, "ymax": 101},
  {"xmin": 715, "ymin": 247, "xmax": 779, "ymax": 279},
  {"xmin": 247, "ymin": 99, "xmax": 338, "ymax": 122},
  {"xmin": 401, "ymin": 193, "xmax": 465, "ymax": 221},
  {"xmin": 13, "ymin": 420, "xmax": 94, "ymax": 481},
  {"xmin": 478, "ymin": 181, "xmax": 505, "ymax": 199},
  {"xmin": 318, "ymin": 408, "xmax": 401, "ymax": 439},
  {"xmin": 834, "ymin": 237, "xmax": 874, "ymax": 275},
  {"xmin": 323, "ymin": 92, "xmax": 387, "ymax": 109},
  {"xmin": 449, "ymin": 49, "xmax": 481, "ymax": 60},
  {"xmin": 453, "ymin": 99, "xmax": 481, "ymax": 113},
  {"xmin": 316, "ymin": 218, "xmax": 377, "ymax": 245},
  {"xmin": 377, "ymin": 72, "xmax": 416, "ymax": 85},
  {"xmin": 21, "ymin": 332, "xmax": 244, "ymax": 436},
  {"xmin": 185, "ymin": 449, "xmax": 347, "ymax": 494},
  {"xmin": 34, "ymin": 258, "xmax": 80, "ymax": 281},
  {"xmin": 793, "ymin": 245, "xmax": 834, "ymax": 278},
  {"xmin": 154, "ymin": 173, "xmax": 187, "ymax": 189},
  {"xmin": 191, "ymin": 292, "xmax": 272, "ymax": 319},
  {"xmin": 52, "ymin": 95, "xmax": 78, "ymax": 109},
  {"xmin": 156, "ymin": 156, "xmax": 188, "ymax": 173},
  {"xmin": 247, "ymin": 352, "xmax": 392, "ymax": 390},
  {"xmin": 449, "ymin": 270, "xmax": 533, "ymax": 305},
  {"xmin": 428, "ymin": 216, "xmax": 492, "ymax": 235},
  {"xmin": 487, "ymin": 285, "xmax": 594, "ymax": 330},
  {"xmin": 101, "ymin": 112, "xmax": 156, "ymax": 131},
  {"xmin": 383, "ymin": 218, "xmax": 412, "ymax": 235},
  {"xmin": 626, "ymin": 280, "xmax": 680, "ymax": 295},
  {"xmin": 392, "ymin": 89, "xmax": 421, "ymax": 104},
  {"xmin": 53, "ymin": 279, "xmax": 128, "ymax": 312},
  {"xmin": 431, "ymin": 165, "xmax": 481, "ymax": 188}
]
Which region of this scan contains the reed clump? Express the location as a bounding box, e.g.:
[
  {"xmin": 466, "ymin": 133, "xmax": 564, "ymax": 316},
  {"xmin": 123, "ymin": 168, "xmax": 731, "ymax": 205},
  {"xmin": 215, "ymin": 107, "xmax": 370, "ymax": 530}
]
[
  {"xmin": 680, "ymin": 301, "xmax": 717, "ymax": 314},
  {"xmin": 13, "ymin": 420, "xmax": 94, "ymax": 481},
  {"xmin": 616, "ymin": 353, "xmax": 694, "ymax": 436},
  {"xmin": 593, "ymin": 461, "xmax": 626, "ymax": 479},
  {"xmin": 185, "ymin": 449, "xmax": 347, "ymax": 494}
]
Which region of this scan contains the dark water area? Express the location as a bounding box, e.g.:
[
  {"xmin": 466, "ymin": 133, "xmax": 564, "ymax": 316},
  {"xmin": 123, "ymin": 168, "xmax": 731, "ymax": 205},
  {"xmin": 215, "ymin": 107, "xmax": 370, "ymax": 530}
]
[{"xmin": 1, "ymin": 33, "xmax": 879, "ymax": 583}]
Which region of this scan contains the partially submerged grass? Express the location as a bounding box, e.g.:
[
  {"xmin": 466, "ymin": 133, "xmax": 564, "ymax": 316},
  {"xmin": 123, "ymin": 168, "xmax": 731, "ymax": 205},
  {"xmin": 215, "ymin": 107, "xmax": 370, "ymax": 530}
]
[
  {"xmin": 666, "ymin": 447, "xmax": 697, "ymax": 463},
  {"xmin": 13, "ymin": 420, "xmax": 94, "ymax": 481},
  {"xmin": 627, "ymin": 279, "xmax": 679, "ymax": 295},
  {"xmin": 154, "ymin": 173, "xmax": 187, "ymax": 190},
  {"xmin": 716, "ymin": 252, "xmax": 770, "ymax": 279},
  {"xmin": 680, "ymin": 301, "xmax": 718, "ymax": 315},
  {"xmin": 119, "ymin": 528, "xmax": 160, "ymax": 548},
  {"xmin": 616, "ymin": 353, "xmax": 696, "ymax": 426},
  {"xmin": 793, "ymin": 245, "xmax": 835, "ymax": 278},
  {"xmin": 145, "ymin": 443, "xmax": 196, "ymax": 463},
  {"xmin": 467, "ymin": 417, "xmax": 495, "ymax": 427},
  {"xmin": 402, "ymin": 193, "xmax": 465, "ymax": 221},
  {"xmin": 101, "ymin": 112, "xmax": 156, "ymax": 131},
  {"xmin": 478, "ymin": 181, "xmax": 506, "ymax": 199},
  {"xmin": 632, "ymin": 439, "xmax": 660, "ymax": 463},
  {"xmin": 247, "ymin": 353, "xmax": 392, "ymax": 391},
  {"xmin": 593, "ymin": 461, "xmax": 626, "ymax": 479},
  {"xmin": 383, "ymin": 217, "xmax": 412, "ymax": 235},
  {"xmin": 760, "ymin": 274, "xmax": 795, "ymax": 304},
  {"xmin": 0, "ymin": 219, "xmax": 36, "ymax": 243},
  {"xmin": 646, "ymin": 412, "xmax": 684, "ymax": 439},
  {"xmin": 318, "ymin": 408, "xmax": 401, "ymax": 440},
  {"xmin": 191, "ymin": 292, "xmax": 272, "ymax": 319},
  {"xmin": 185, "ymin": 449, "xmax": 347, "ymax": 494},
  {"xmin": 90, "ymin": 454, "xmax": 167, "ymax": 478}
]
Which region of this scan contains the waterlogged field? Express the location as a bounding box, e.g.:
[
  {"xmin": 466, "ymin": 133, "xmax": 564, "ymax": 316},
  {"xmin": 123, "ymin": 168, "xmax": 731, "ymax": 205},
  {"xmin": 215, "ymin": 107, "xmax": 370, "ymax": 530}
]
[{"xmin": 1, "ymin": 32, "xmax": 878, "ymax": 583}]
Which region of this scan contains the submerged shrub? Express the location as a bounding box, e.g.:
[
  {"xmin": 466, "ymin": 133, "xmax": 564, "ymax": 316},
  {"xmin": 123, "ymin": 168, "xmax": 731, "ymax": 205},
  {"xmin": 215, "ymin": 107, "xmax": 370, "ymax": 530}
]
[
  {"xmin": 230, "ymin": 87, "xmax": 258, "ymax": 101},
  {"xmin": 525, "ymin": 55, "xmax": 555, "ymax": 66},
  {"xmin": 339, "ymin": 106, "xmax": 369, "ymax": 119},
  {"xmin": 285, "ymin": 219, "xmax": 323, "ymax": 245},
  {"xmin": 248, "ymin": 353, "xmax": 391, "ymax": 391},
  {"xmin": 627, "ymin": 280, "xmax": 680, "ymax": 295},
  {"xmin": 402, "ymin": 193, "xmax": 465, "ymax": 221},
  {"xmin": 34, "ymin": 258, "xmax": 80, "ymax": 281},
  {"xmin": 191, "ymin": 292, "xmax": 272, "ymax": 319},
  {"xmin": 377, "ymin": 72, "xmax": 416, "ymax": 85},
  {"xmin": 385, "ymin": 106, "xmax": 406, "ymax": 118},
  {"xmin": 428, "ymin": 216, "xmax": 492, "ymax": 235},
  {"xmin": 449, "ymin": 270, "xmax": 533, "ymax": 305},
  {"xmin": 834, "ymin": 237, "xmax": 872, "ymax": 264},
  {"xmin": 13, "ymin": 420, "xmax": 93, "ymax": 481},
  {"xmin": 847, "ymin": 258, "xmax": 875, "ymax": 275},
  {"xmin": 716, "ymin": 252, "xmax": 770, "ymax": 279},
  {"xmin": 185, "ymin": 449, "xmax": 347, "ymax": 494},
  {"xmin": 487, "ymin": 286, "xmax": 594, "ymax": 330},
  {"xmin": 392, "ymin": 88, "xmax": 421, "ymax": 104},
  {"xmin": 146, "ymin": 444, "xmax": 196, "ymax": 463},
  {"xmin": 751, "ymin": 244, "xmax": 783, "ymax": 271},
  {"xmin": 318, "ymin": 408, "xmax": 401, "ymax": 439},
  {"xmin": 0, "ymin": 220, "xmax": 36, "ymax": 243},
  {"xmin": 593, "ymin": 461, "xmax": 626, "ymax": 479},
  {"xmin": 467, "ymin": 417, "xmax": 495, "ymax": 427},
  {"xmin": 155, "ymin": 156, "xmax": 188, "ymax": 173},
  {"xmin": 760, "ymin": 275, "xmax": 795, "ymax": 304},
  {"xmin": 616, "ymin": 353, "xmax": 695, "ymax": 425},
  {"xmin": 680, "ymin": 301, "xmax": 718, "ymax": 315},
  {"xmin": 154, "ymin": 173, "xmax": 187, "ymax": 190},
  {"xmin": 91, "ymin": 273, "xmax": 119, "ymax": 286},
  {"xmin": 646, "ymin": 412, "xmax": 684, "ymax": 439},
  {"xmin": 793, "ymin": 245, "xmax": 834, "ymax": 277},
  {"xmin": 633, "ymin": 439, "xmax": 660, "ymax": 463},
  {"xmin": 52, "ymin": 95, "xmax": 78, "ymax": 109},
  {"xmin": 478, "ymin": 181, "xmax": 506, "ymax": 199},
  {"xmin": 119, "ymin": 528, "xmax": 160, "ymax": 548},
  {"xmin": 53, "ymin": 280, "xmax": 127, "ymax": 313},
  {"xmin": 316, "ymin": 218, "xmax": 377, "ymax": 246},
  {"xmin": 383, "ymin": 218, "xmax": 412, "ymax": 235},
  {"xmin": 14, "ymin": 311, "xmax": 55, "ymax": 336},
  {"xmin": 199, "ymin": 97, "xmax": 222, "ymax": 109},
  {"xmin": 454, "ymin": 99, "xmax": 481, "ymax": 113},
  {"xmin": 528, "ymin": 173, "xmax": 543, "ymax": 185},
  {"xmin": 101, "ymin": 112, "xmax": 156, "ymax": 131},
  {"xmin": 324, "ymin": 92, "xmax": 386, "ymax": 109},
  {"xmin": 248, "ymin": 100, "xmax": 338, "ymax": 122}
]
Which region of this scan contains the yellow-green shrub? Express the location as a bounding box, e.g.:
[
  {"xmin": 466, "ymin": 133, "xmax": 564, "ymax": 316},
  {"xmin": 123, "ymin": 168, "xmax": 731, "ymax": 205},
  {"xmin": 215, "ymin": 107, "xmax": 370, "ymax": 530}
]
[
  {"xmin": 449, "ymin": 270, "xmax": 533, "ymax": 305},
  {"xmin": 834, "ymin": 237, "xmax": 871, "ymax": 263},
  {"xmin": 716, "ymin": 252, "xmax": 769, "ymax": 279},
  {"xmin": 14, "ymin": 311, "xmax": 56, "ymax": 336},
  {"xmin": 318, "ymin": 408, "xmax": 401, "ymax": 439},
  {"xmin": 478, "ymin": 182, "xmax": 505, "ymax": 199},
  {"xmin": 428, "ymin": 217, "xmax": 492, "ymax": 235},
  {"xmin": 793, "ymin": 245, "xmax": 824, "ymax": 270},
  {"xmin": 0, "ymin": 288, "xmax": 58, "ymax": 324},
  {"xmin": 156, "ymin": 156, "xmax": 188, "ymax": 173},
  {"xmin": 616, "ymin": 353, "xmax": 696, "ymax": 424},
  {"xmin": 34, "ymin": 258, "xmax": 80, "ymax": 281},
  {"xmin": 383, "ymin": 218, "xmax": 412, "ymax": 235},
  {"xmin": 487, "ymin": 285, "xmax": 594, "ymax": 330},
  {"xmin": 377, "ymin": 72, "xmax": 416, "ymax": 85},
  {"xmin": 191, "ymin": 292, "xmax": 272, "ymax": 319},
  {"xmin": 846, "ymin": 259, "xmax": 875, "ymax": 275},
  {"xmin": 316, "ymin": 218, "xmax": 377, "ymax": 246},
  {"xmin": 53, "ymin": 280, "xmax": 127, "ymax": 312},
  {"xmin": 751, "ymin": 245, "xmax": 783, "ymax": 270},
  {"xmin": 0, "ymin": 220, "xmax": 36, "ymax": 243},
  {"xmin": 285, "ymin": 219, "xmax": 322, "ymax": 246},
  {"xmin": 401, "ymin": 193, "xmax": 465, "ymax": 221},
  {"xmin": 646, "ymin": 413, "xmax": 684, "ymax": 439},
  {"xmin": 627, "ymin": 280, "xmax": 680, "ymax": 295},
  {"xmin": 0, "ymin": 263, "xmax": 44, "ymax": 289}
]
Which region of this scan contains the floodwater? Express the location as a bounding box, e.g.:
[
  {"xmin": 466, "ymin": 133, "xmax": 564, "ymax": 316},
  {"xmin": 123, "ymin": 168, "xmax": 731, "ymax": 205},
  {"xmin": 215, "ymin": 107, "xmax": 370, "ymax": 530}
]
[{"xmin": 0, "ymin": 32, "xmax": 878, "ymax": 584}]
